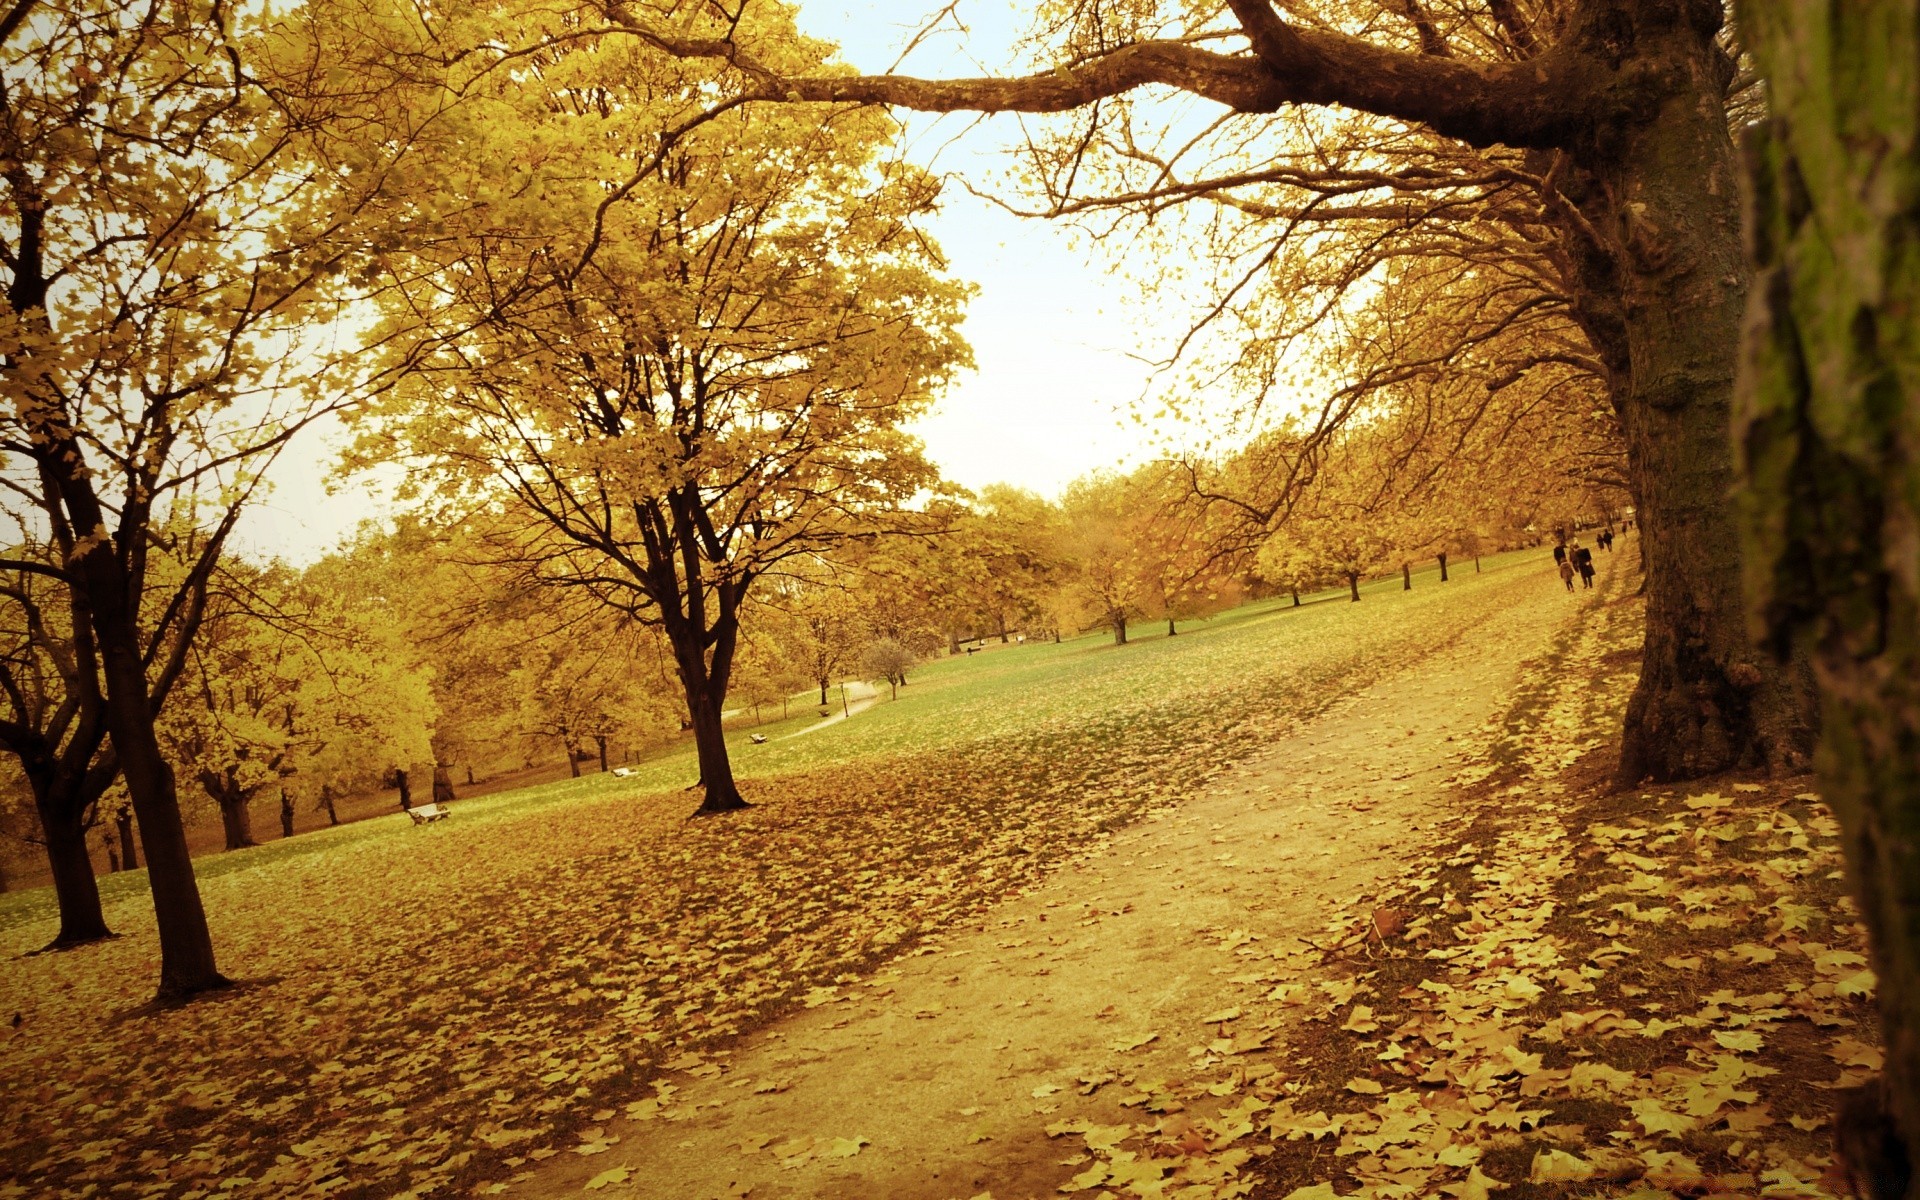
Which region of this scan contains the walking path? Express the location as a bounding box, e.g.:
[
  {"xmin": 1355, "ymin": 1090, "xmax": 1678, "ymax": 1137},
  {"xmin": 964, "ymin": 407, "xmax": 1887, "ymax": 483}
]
[
  {"xmin": 519, "ymin": 565, "xmax": 1597, "ymax": 1200},
  {"xmin": 781, "ymin": 680, "xmax": 881, "ymax": 739}
]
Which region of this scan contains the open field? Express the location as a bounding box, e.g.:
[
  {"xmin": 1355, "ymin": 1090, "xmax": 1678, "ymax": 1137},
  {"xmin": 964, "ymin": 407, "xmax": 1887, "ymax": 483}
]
[
  {"xmin": 2, "ymin": 547, "xmax": 1571, "ymax": 1198},
  {"xmin": 0, "ymin": 545, "xmax": 1543, "ymax": 936}
]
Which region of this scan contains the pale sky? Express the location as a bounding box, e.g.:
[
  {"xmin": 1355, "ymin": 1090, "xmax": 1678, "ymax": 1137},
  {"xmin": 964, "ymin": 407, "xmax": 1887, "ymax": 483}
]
[{"xmin": 234, "ymin": 2, "xmax": 1183, "ymax": 563}]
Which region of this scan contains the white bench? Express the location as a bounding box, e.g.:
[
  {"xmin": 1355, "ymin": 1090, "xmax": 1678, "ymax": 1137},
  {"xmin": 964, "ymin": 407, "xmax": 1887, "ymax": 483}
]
[
  {"xmin": 611, "ymin": 767, "xmax": 635, "ymax": 778},
  {"xmin": 406, "ymin": 803, "xmax": 450, "ymax": 825}
]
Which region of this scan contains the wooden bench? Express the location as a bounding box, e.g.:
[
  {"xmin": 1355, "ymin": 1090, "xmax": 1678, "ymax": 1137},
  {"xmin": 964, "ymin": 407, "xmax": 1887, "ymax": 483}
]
[{"xmin": 406, "ymin": 803, "xmax": 450, "ymax": 825}]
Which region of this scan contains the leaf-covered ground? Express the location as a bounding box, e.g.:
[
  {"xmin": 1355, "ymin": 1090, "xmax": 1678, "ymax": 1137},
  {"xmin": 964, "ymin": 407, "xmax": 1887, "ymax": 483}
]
[
  {"xmin": 1231, "ymin": 568, "xmax": 1870, "ymax": 1199},
  {"xmin": 3, "ymin": 554, "xmax": 1560, "ymax": 1200},
  {"xmin": 495, "ymin": 545, "xmax": 1873, "ymax": 1200},
  {"xmin": 871, "ymin": 546, "xmax": 1868, "ymax": 1200}
]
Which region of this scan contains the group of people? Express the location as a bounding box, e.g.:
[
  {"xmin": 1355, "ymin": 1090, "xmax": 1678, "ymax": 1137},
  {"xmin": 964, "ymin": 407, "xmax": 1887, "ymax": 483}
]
[{"xmin": 1553, "ymin": 530, "xmax": 1614, "ymax": 591}]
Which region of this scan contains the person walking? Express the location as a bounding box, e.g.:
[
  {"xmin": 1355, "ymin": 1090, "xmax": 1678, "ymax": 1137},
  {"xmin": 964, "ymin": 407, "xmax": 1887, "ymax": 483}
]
[
  {"xmin": 1572, "ymin": 541, "xmax": 1596, "ymax": 589},
  {"xmin": 1558, "ymin": 557, "xmax": 1576, "ymax": 592},
  {"xmin": 1553, "ymin": 542, "xmax": 1568, "ymax": 567}
]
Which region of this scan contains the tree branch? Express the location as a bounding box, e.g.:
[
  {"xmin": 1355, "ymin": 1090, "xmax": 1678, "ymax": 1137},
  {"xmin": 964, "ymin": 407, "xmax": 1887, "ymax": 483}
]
[{"xmin": 598, "ymin": 1, "xmax": 1621, "ymax": 150}]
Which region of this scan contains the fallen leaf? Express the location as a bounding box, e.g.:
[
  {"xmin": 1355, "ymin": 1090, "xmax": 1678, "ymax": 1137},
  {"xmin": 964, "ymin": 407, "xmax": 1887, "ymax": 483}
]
[
  {"xmin": 1528, "ymin": 1149, "xmax": 1595, "ymax": 1184},
  {"xmin": 583, "ymin": 1166, "xmax": 631, "ymax": 1191}
]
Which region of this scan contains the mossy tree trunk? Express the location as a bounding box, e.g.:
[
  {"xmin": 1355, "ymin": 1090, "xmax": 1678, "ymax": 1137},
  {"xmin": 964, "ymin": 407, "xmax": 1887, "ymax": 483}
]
[
  {"xmin": 1521, "ymin": 7, "xmax": 1820, "ymax": 786},
  {"xmin": 1736, "ymin": 2, "xmax": 1920, "ymax": 1189}
]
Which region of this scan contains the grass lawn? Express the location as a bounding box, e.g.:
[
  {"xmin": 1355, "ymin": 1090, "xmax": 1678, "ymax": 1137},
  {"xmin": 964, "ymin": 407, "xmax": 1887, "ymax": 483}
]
[{"xmin": 1, "ymin": 544, "xmax": 1565, "ymax": 1199}]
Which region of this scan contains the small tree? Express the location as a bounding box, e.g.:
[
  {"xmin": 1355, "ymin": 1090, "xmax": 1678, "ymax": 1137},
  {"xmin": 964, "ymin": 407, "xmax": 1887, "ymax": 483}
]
[{"xmin": 861, "ymin": 638, "xmax": 915, "ymax": 701}]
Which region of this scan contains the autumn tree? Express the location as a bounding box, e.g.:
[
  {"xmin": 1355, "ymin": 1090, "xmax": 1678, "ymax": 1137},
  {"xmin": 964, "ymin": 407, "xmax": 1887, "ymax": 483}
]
[
  {"xmin": 509, "ymin": 621, "xmax": 673, "ymax": 777},
  {"xmin": 1736, "ymin": 1, "xmax": 1920, "ymax": 1185},
  {"xmin": 161, "ymin": 560, "xmax": 436, "ymax": 848},
  {"xmin": 366, "ymin": 15, "xmax": 968, "ymax": 813},
  {"xmin": 0, "ymin": 0, "xmax": 442, "ymax": 996},
  {"xmin": 1058, "ymin": 474, "xmax": 1146, "ymax": 645},
  {"xmin": 603, "ymin": 0, "xmax": 1816, "ymax": 785},
  {"xmin": 952, "ymin": 486, "xmax": 1068, "ymax": 645},
  {"xmin": 0, "ymin": 534, "xmax": 115, "ymax": 943},
  {"xmin": 861, "ymin": 638, "xmax": 915, "ymax": 701},
  {"xmin": 1124, "ymin": 463, "xmax": 1244, "ymax": 635},
  {"xmin": 775, "ymin": 581, "xmax": 868, "ymax": 709}
]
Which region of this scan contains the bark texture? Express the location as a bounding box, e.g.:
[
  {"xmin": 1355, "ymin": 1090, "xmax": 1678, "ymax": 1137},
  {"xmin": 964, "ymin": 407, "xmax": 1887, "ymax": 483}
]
[
  {"xmin": 41, "ymin": 808, "xmax": 108, "ymax": 947},
  {"xmin": 1736, "ymin": 2, "xmax": 1920, "ymax": 1190},
  {"xmin": 1530, "ymin": 3, "xmax": 1817, "ymax": 784}
]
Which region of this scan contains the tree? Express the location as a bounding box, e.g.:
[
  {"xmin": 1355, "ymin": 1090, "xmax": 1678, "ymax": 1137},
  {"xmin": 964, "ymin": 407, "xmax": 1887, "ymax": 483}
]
[
  {"xmin": 510, "ymin": 622, "xmax": 672, "ymax": 778},
  {"xmin": 1125, "ymin": 464, "xmax": 1244, "ymax": 635},
  {"xmin": 778, "ymin": 582, "xmax": 868, "ymax": 709},
  {"xmin": 367, "ymin": 13, "xmax": 968, "ymax": 814},
  {"xmin": 161, "ymin": 560, "xmax": 437, "ymax": 850},
  {"xmin": 0, "ymin": 0, "xmax": 436, "ymax": 998},
  {"xmin": 861, "ymin": 638, "xmax": 915, "ymax": 701},
  {"xmin": 0, "ymin": 535, "xmax": 117, "ymax": 944},
  {"xmin": 610, "ymin": 0, "xmax": 1816, "ymax": 784},
  {"xmin": 1058, "ymin": 474, "xmax": 1145, "ymax": 645},
  {"xmin": 1736, "ymin": 2, "xmax": 1920, "ymax": 1188},
  {"xmin": 951, "ymin": 487, "xmax": 1068, "ymax": 645}
]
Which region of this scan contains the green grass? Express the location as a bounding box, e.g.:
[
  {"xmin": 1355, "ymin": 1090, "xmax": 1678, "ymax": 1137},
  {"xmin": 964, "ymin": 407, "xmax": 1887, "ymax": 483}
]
[{"xmin": 0, "ymin": 543, "xmax": 1555, "ymax": 935}]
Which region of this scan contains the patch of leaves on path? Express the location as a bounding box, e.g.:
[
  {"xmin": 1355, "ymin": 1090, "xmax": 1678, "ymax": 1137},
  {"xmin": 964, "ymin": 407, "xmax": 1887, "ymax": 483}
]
[
  {"xmin": 0, "ymin": 573, "xmax": 1541, "ymax": 1200},
  {"xmin": 995, "ymin": 577, "xmax": 1873, "ymax": 1200}
]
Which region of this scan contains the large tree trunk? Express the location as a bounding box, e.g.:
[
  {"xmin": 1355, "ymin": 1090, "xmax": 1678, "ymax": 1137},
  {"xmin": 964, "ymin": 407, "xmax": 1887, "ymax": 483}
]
[
  {"xmin": 1546, "ymin": 10, "xmax": 1816, "ymax": 785},
  {"xmin": 279, "ymin": 789, "xmax": 294, "ymax": 840},
  {"xmin": 1401, "ymin": 562, "xmax": 1412, "ymax": 591},
  {"xmin": 682, "ymin": 685, "xmax": 746, "ymax": 813},
  {"xmin": 40, "ymin": 803, "xmax": 110, "ymax": 948},
  {"xmin": 1166, "ymin": 617, "xmax": 1176, "ymax": 637},
  {"xmin": 107, "ymin": 675, "xmax": 225, "ymax": 998},
  {"xmin": 433, "ymin": 766, "xmax": 457, "ymax": 804},
  {"xmin": 1112, "ymin": 614, "xmax": 1127, "ymax": 645},
  {"xmin": 1346, "ymin": 572, "xmax": 1361, "ymax": 602},
  {"xmin": 1736, "ymin": 3, "xmax": 1920, "ymax": 1188},
  {"xmin": 116, "ymin": 806, "xmax": 137, "ymax": 870},
  {"xmin": 565, "ymin": 742, "xmax": 581, "ymax": 779},
  {"xmin": 593, "ymin": 736, "xmax": 608, "ymax": 774},
  {"xmin": 321, "ymin": 784, "xmax": 339, "ymax": 827},
  {"xmin": 212, "ymin": 778, "xmax": 256, "ymax": 851},
  {"xmin": 218, "ymin": 797, "xmax": 253, "ymax": 850},
  {"xmin": 664, "ymin": 607, "xmax": 748, "ymax": 815},
  {"xmin": 1438, "ymin": 552, "xmax": 1449, "ymax": 582}
]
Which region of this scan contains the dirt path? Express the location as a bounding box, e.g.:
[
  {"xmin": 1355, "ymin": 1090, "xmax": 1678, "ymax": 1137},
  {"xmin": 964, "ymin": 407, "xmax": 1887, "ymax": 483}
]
[
  {"xmin": 782, "ymin": 680, "xmax": 881, "ymax": 739},
  {"xmin": 517, "ymin": 566, "xmax": 1600, "ymax": 1200}
]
